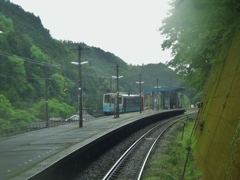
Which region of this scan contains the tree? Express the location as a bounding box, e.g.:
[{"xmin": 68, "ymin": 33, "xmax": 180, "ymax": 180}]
[
  {"xmin": 0, "ymin": 95, "xmax": 13, "ymax": 125},
  {"xmin": 50, "ymin": 73, "xmax": 75, "ymax": 102},
  {"xmin": 0, "ymin": 95, "xmax": 33, "ymax": 128},
  {"xmin": 0, "ymin": 1, "xmax": 181, "ymax": 128},
  {"xmin": 48, "ymin": 99, "xmax": 75, "ymax": 118},
  {"xmin": 29, "ymin": 99, "xmax": 75, "ymax": 120},
  {"xmin": 160, "ymin": 0, "xmax": 240, "ymax": 91},
  {"xmin": 0, "ymin": 13, "xmax": 14, "ymax": 52}
]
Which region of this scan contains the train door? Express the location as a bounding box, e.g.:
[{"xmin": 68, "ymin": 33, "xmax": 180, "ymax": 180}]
[{"xmin": 123, "ymin": 97, "xmax": 127, "ymax": 112}]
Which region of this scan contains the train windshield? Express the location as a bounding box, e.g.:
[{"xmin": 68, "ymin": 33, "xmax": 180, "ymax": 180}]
[
  {"xmin": 104, "ymin": 94, "xmax": 116, "ymax": 103},
  {"xmin": 104, "ymin": 94, "xmax": 122, "ymax": 104},
  {"xmin": 118, "ymin": 96, "xmax": 122, "ymax": 104},
  {"xmin": 104, "ymin": 95, "xmax": 110, "ymax": 103}
]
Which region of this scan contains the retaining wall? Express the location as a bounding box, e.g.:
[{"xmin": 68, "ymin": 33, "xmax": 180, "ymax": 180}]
[{"xmin": 194, "ymin": 31, "xmax": 240, "ymax": 179}]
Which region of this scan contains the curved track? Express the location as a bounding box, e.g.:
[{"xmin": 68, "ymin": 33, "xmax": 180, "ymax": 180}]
[{"xmin": 102, "ymin": 113, "xmax": 197, "ymax": 180}]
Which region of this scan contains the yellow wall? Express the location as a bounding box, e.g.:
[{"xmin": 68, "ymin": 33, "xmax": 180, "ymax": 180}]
[{"xmin": 194, "ymin": 31, "xmax": 240, "ymax": 180}]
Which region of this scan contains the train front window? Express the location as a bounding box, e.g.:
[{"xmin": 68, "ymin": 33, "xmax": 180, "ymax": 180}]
[
  {"xmin": 111, "ymin": 97, "xmax": 115, "ymax": 103},
  {"xmin": 119, "ymin": 97, "xmax": 122, "ymax": 104},
  {"xmin": 104, "ymin": 95, "xmax": 110, "ymax": 103}
]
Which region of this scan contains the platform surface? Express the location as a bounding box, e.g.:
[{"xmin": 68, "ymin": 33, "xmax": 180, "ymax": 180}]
[{"xmin": 0, "ymin": 111, "xmax": 161, "ymax": 180}]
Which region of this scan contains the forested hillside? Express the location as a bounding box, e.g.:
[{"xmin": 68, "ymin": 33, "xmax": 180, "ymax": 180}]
[
  {"xmin": 0, "ymin": 0, "xmax": 180, "ymax": 128},
  {"xmin": 160, "ymin": 0, "xmax": 240, "ymax": 178},
  {"xmin": 160, "ymin": 0, "xmax": 240, "ymax": 92}
]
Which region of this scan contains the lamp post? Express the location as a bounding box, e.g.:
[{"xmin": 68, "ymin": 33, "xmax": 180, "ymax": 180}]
[
  {"xmin": 110, "ymin": 77, "xmax": 112, "ymax": 93},
  {"xmin": 111, "ymin": 64, "xmax": 124, "ymax": 118},
  {"xmin": 148, "ymin": 93, "xmax": 150, "ymax": 112},
  {"xmin": 71, "ymin": 45, "xmax": 88, "ymax": 128},
  {"xmin": 45, "ymin": 78, "xmax": 49, "ymax": 128},
  {"xmin": 156, "ymin": 79, "xmax": 161, "ymax": 110},
  {"xmin": 112, "ymin": 75, "xmax": 123, "ymax": 118},
  {"xmin": 136, "ymin": 73, "xmax": 144, "ymax": 113}
]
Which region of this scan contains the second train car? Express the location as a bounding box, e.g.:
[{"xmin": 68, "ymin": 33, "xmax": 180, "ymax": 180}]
[{"xmin": 103, "ymin": 92, "xmax": 142, "ymax": 115}]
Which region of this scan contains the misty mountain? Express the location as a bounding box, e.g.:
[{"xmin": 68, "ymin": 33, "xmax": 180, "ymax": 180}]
[{"xmin": 0, "ymin": 0, "xmax": 180, "ymax": 127}]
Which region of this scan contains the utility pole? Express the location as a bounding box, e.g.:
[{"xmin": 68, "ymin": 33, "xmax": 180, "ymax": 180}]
[
  {"xmin": 136, "ymin": 73, "xmax": 144, "ymax": 113},
  {"xmin": 148, "ymin": 93, "xmax": 150, "ymax": 112},
  {"xmin": 157, "ymin": 79, "xmax": 159, "ymax": 110},
  {"xmin": 78, "ymin": 45, "xmax": 83, "ymax": 127},
  {"xmin": 110, "ymin": 77, "xmax": 112, "ymax": 93},
  {"xmin": 45, "ymin": 78, "xmax": 49, "ymax": 128},
  {"xmin": 71, "ymin": 45, "xmax": 88, "ymax": 128},
  {"xmin": 44, "ymin": 64, "xmax": 51, "ymax": 128},
  {"xmin": 112, "ymin": 64, "xmax": 123, "ymax": 118},
  {"xmin": 116, "ymin": 64, "xmax": 120, "ymax": 118}
]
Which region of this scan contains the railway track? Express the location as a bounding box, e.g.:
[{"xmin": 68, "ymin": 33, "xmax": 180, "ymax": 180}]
[
  {"xmin": 73, "ymin": 113, "xmax": 197, "ymax": 180},
  {"xmin": 101, "ymin": 113, "xmax": 197, "ymax": 180}
]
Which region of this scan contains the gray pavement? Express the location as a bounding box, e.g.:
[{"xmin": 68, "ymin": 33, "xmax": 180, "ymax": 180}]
[{"xmin": 0, "ymin": 111, "xmax": 158, "ymax": 180}]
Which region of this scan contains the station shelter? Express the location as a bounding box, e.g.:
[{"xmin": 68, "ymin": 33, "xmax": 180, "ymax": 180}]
[{"xmin": 144, "ymin": 87, "xmax": 185, "ymax": 110}]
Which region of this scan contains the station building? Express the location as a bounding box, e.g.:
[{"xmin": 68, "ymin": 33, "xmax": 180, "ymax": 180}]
[{"xmin": 144, "ymin": 87, "xmax": 185, "ymax": 110}]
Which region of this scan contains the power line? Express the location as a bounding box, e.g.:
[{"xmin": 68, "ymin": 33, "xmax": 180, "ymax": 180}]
[{"xmin": 0, "ymin": 50, "xmax": 78, "ymax": 74}]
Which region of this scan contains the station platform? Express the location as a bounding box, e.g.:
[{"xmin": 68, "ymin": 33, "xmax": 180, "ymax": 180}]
[{"xmin": 0, "ymin": 110, "xmax": 180, "ymax": 180}]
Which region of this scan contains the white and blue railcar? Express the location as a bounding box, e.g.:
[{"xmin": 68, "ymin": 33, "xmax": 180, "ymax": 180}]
[{"xmin": 103, "ymin": 93, "xmax": 142, "ymax": 115}]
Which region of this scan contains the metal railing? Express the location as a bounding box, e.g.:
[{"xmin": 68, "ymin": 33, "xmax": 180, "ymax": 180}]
[
  {"xmin": 0, "ymin": 121, "xmax": 71, "ymax": 138},
  {"xmin": 0, "ymin": 114, "xmax": 97, "ymax": 138}
]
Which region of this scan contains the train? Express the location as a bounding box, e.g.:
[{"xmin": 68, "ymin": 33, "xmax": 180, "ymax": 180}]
[{"xmin": 103, "ymin": 92, "xmax": 142, "ymax": 115}]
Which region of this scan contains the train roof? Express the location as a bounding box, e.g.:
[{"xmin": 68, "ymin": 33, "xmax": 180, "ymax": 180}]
[
  {"xmin": 144, "ymin": 86, "xmax": 185, "ymax": 92},
  {"xmin": 104, "ymin": 93, "xmax": 140, "ymax": 97},
  {"xmin": 121, "ymin": 94, "xmax": 139, "ymax": 97}
]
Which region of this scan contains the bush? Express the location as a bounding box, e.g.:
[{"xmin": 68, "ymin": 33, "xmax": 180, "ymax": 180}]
[{"xmin": 143, "ymin": 120, "xmax": 202, "ymax": 179}]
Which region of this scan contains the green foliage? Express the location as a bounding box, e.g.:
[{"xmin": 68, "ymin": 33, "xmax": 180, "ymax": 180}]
[
  {"xmin": 0, "ymin": 95, "xmax": 13, "ymax": 127},
  {"xmin": 29, "ymin": 99, "xmax": 75, "ymax": 120},
  {"xmin": 191, "ymin": 91, "xmax": 203, "ymax": 104},
  {"xmin": 0, "ymin": 13, "xmax": 13, "ymax": 33},
  {"xmin": 28, "ymin": 100, "xmax": 45, "ymax": 121},
  {"xmin": 143, "ymin": 121, "xmax": 201, "ymax": 179},
  {"xmin": 49, "ymin": 73, "xmax": 75, "ymax": 102},
  {"xmin": 160, "ymin": 0, "xmax": 240, "ymax": 92},
  {"xmin": 0, "ymin": 95, "xmax": 33, "ymax": 128},
  {"xmin": 10, "ymin": 109, "xmax": 33, "ymax": 125},
  {"xmin": 0, "ymin": 1, "xmax": 181, "ymax": 128},
  {"xmin": 30, "ymin": 45, "xmax": 50, "ymax": 62},
  {"xmin": 180, "ymin": 94, "xmax": 191, "ymax": 108},
  {"xmin": 48, "ymin": 99, "xmax": 75, "ymax": 119},
  {"xmin": 0, "ymin": 13, "xmax": 14, "ymax": 52}
]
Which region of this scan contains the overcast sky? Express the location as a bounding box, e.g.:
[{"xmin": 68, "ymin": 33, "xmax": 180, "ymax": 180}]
[{"xmin": 10, "ymin": 0, "xmax": 172, "ymax": 65}]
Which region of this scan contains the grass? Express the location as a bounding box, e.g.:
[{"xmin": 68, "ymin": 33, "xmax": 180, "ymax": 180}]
[{"xmin": 142, "ymin": 118, "xmax": 202, "ymax": 180}]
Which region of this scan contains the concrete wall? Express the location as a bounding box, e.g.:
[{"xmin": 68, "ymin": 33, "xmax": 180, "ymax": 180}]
[{"xmin": 194, "ymin": 31, "xmax": 240, "ymax": 179}]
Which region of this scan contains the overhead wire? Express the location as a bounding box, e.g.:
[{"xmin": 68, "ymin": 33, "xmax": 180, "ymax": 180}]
[
  {"xmin": 0, "ymin": 50, "xmax": 78, "ymax": 74},
  {"xmin": 0, "ymin": 4, "xmax": 91, "ymax": 76}
]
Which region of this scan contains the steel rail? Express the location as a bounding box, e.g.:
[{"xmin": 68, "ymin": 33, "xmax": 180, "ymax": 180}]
[
  {"xmin": 137, "ymin": 118, "xmax": 182, "ymax": 179},
  {"xmin": 102, "ymin": 112, "xmax": 198, "ymax": 180},
  {"xmin": 102, "ymin": 115, "xmax": 187, "ymax": 180},
  {"xmin": 137, "ymin": 112, "xmax": 198, "ymax": 179}
]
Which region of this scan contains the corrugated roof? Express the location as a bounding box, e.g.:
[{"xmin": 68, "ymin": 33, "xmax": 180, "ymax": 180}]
[{"xmin": 144, "ymin": 87, "xmax": 185, "ymax": 92}]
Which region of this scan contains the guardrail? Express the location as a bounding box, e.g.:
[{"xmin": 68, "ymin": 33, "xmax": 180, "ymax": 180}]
[
  {"xmin": 0, "ymin": 114, "xmax": 97, "ymax": 138},
  {"xmin": 0, "ymin": 121, "xmax": 71, "ymax": 138}
]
